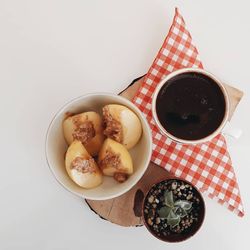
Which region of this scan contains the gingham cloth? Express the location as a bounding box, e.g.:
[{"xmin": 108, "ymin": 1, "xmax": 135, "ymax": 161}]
[{"xmin": 133, "ymin": 8, "xmax": 244, "ymax": 217}]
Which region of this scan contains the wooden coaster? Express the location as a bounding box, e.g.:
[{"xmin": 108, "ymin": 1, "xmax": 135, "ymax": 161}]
[{"xmin": 86, "ymin": 76, "xmax": 243, "ymax": 227}]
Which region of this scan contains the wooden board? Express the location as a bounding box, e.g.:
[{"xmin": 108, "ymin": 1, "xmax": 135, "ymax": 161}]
[{"xmin": 86, "ymin": 76, "xmax": 244, "ymax": 227}]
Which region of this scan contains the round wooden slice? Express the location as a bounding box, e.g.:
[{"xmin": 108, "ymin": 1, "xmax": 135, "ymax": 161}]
[{"xmin": 85, "ymin": 76, "xmax": 243, "ymax": 227}]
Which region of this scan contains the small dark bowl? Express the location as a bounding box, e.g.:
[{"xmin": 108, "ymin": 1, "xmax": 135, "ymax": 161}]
[{"xmin": 142, "ymin": 177, "xmax": 205, "ymax": 243}]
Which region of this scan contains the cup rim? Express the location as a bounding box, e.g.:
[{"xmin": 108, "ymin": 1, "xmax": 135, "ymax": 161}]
[
  {"xmin": 151, "ymin": 68, "xmax": 230, "ymax": 145},
  {"xmin": 45, "ymin": 92, "xmax": 153, "ymax": 200}
]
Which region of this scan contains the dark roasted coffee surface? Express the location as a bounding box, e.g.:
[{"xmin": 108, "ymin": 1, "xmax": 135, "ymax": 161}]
[{"xmin": 156, "ymin": 72, "xmax": 226, "ymax": 140}]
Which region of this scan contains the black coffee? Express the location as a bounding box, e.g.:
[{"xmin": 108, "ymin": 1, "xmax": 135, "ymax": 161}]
[{"xmin": 156, "ymin": 72, "xmax": 226, "ymax": 140}]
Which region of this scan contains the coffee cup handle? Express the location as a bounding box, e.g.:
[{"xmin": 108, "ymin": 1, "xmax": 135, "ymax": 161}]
[{"xmin": 222, "ymin": 121, "xmax": 242, "ymax": 139}]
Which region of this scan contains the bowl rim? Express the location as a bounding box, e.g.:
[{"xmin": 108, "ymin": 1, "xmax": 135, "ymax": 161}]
[
  {"xmin": 45, "ymin": 92, "xmax": 153, "ymax": 200},
  {"xmin": 142, "ymin": 177, "xmax": 206, "ymax": 243}
]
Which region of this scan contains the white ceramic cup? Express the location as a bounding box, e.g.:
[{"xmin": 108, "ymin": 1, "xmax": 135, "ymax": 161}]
[
  {"xmin": 46, "ymin": 93, "xmax": 152, "ymax": 200},
  {"xmin": 152, "ymin": 68, "xmax": 242, "ymax": 145}
]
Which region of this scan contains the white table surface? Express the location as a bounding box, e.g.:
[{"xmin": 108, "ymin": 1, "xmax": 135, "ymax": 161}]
[{"xmin": 1, "ymin": 0, "xmax": 249, "ymax": 249}]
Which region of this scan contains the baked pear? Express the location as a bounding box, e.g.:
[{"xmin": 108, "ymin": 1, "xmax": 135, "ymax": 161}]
[
  {"xmin": 102, "ymin": 104, "xmax": 142, "ymax": 149},
  {"xmin": 63, "ymin": 111, "xmax": 104, "ymax": 156},
  {"xmin": 98, "ymin": 138, "xmax": 133, "ymax": 183},
  {"xmin": 65, "ymin": 140, "xmax": 102, "ymax": 188}
]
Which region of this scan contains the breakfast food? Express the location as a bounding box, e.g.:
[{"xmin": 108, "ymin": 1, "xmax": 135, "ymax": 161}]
[
  {"xmin": 63, "ymin": 104, "xmax": 142, "ymax": 188},
  {"xmin": 65, "ymin": 140, "xmax": 103, "ymax": 188},
  {"xmin": 98, "ymin": 138, "xmax": 133, "ymax": 183},
  {"xmin": 102, "ymin": 104, "xmax": 142, "ymax": 149},
  {"xmin": 63, "ymin": 111, "xmax": 104, "ymax": 156}
]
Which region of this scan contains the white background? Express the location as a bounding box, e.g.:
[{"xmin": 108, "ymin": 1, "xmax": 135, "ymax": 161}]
[{"xmin": 0, "ymin": 0, "xmax": 249, "ymax": 249}]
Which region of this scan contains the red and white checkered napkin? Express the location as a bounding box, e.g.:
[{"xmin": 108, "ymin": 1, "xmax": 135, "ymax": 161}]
[{"xmin": 133, "ymin": 8, "xmax": 244, "ymax": 217}]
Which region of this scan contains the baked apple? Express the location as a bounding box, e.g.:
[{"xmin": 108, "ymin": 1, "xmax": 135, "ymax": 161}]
[
  {"xmin": 98, "ymin": 138, "xmax": 133, "ymax": 183},
  {"xmin": 65, "ymin": 140, "xmax": 102, "ymax": 188},
  {"xmin": 102, "ymin": 104, "xmax": 142, "ymax": 149},
  {"xmin": 63, "ymin": 111, "xmax": 104, "ymax": 156}
]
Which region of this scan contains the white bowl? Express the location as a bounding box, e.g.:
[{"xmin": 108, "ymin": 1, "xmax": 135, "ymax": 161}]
[{"xmin": 45, "ymin": 93, "xmax": 152, "ymax": 200}]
